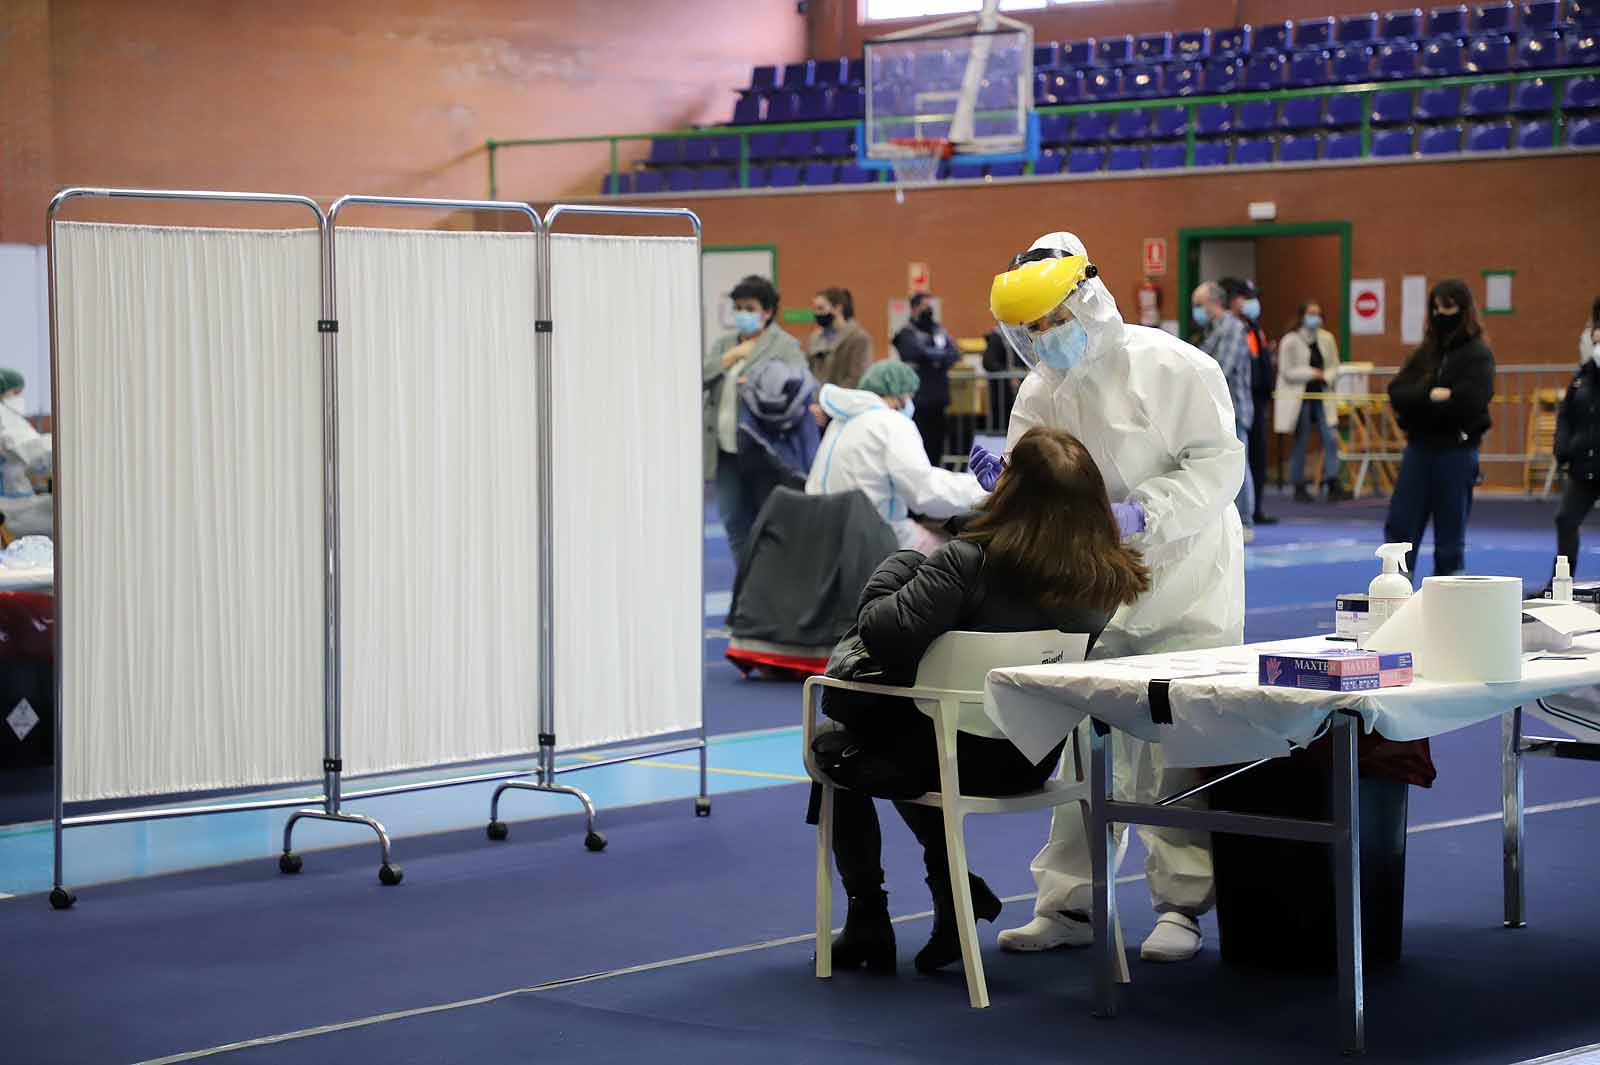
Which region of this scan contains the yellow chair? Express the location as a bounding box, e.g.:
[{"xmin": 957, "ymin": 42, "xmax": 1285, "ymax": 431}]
[{"xmin": 1525, "ymin": 387, "xmax": 1566, "ymax": 497}]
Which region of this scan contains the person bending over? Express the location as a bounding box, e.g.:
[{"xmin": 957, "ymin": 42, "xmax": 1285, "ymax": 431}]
[{"xmin": 817, "ymin": 426, "xmax": 1150, "ymax": 975}]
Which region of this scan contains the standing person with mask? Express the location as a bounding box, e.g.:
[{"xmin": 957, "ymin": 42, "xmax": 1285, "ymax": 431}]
[
  {"xmin": 1224, "ymin": 279, "xmax": 1279, "ymax": 525},
  {"xmin": 971, "ymin": 232, "xmax": 1245, "ymax": 964},
  {"xmin": 1383, "ymin": 279, "xmax": 1495, "ymax": 577},
  {"xmin": 1276, "ymin": 301, "xmax": 1348, "ymax": 503},
  {"xmin": 893, "ymin": 293, "xmax": 959, "ymax": 466},
  {"xmin": 807, "ymin": 287, "xmax": 873, "ymax": 390},
  {"xmin": 1544, "ymin": 297, "xmax": 1600, "ymax": 588},
  {"xmin": 1193, "ymin": 281, "xmax": 1257, "ymax": 544},
  {"xmin": 704, "ymin": 276, "xmax": 806, "ymax": 564},
  {"xmin": 0, "ymin": 370, "xmax": 52, "ymax": 538}
]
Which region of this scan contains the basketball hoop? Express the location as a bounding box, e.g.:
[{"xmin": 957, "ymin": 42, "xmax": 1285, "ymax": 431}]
[{"xmin": 884, "ymin": 137, "xmax": 952, "ymax": 184}]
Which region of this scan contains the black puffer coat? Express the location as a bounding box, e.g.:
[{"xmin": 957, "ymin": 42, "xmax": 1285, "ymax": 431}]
[
  {"xmin": 1387, "ymin": 333, "xmax": 1496, "ymax": 449},
  {"xmin": 1556, "ymin": 360, "xmax": 1600, "ymax": 482}
]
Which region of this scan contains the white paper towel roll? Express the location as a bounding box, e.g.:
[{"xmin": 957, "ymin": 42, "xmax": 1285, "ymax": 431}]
[{"xmin": 1365, "ymin": 575, "xmax": 1523, "ymax": 682}]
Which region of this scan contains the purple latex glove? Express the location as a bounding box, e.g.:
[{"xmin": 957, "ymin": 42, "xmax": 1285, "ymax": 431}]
[
  {"xmin": 968, "ymin": 442, "xmax": 1003, "ymax": 491},
  {"xmin": 1111, "ymin": 501, "xmax": 1146, "ymax": 539}
]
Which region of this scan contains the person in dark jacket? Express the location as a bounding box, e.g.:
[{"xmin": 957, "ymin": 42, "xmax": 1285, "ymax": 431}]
[
  {"xmin": 817, "ymin": 426, "xmax": 1151, "ymax": 976},
  {"xmin": 893, "ymin": 293, "xmax": 960, "ymax": 465},
  {"xmin": 1222, "ymin": 278, "xmax": 1279, "ymax": 524},
  {"xmin": 735, "ymin": 360, "xmax": 822, "ymax": 519},
  {"xmin": 1382, "ymin": 278, "xmax": 1496, "ymax": 576},
  {"xmin": 981, "ymin": 327, "xmax": 1020, "ymax": 430},
  {"xmin": 1549, "ymin": 298, "xmax": 1600, "ymax": 582}
]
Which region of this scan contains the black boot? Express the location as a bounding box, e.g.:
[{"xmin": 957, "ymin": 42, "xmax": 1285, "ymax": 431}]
[
  {"xmin": 831, "ymin": 889, "xmax": 896, "ymax": 973},
  {"xmin": 1325, "ymin": 478, "xmax": 1351, "ymax": 502},
  {"xmin": 1293, "ymin": 482, "xmax": 1314, "ymax": 503},
  {"xmin": 914, "ymin": 872, "xmax": 1002, "ymax": 973}
]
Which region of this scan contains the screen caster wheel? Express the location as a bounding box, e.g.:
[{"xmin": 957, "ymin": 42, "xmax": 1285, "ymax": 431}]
[
  {"xmin": 695, "ymin": 797, "xmax": 712, "ymax": 818},
  {"xmin": 378, "ymin": 863, "xmax": 404, "ymax": 886},
  {"xmin": 49, "ymin": 887, "xmax": 75, "ymax": 910},
  {"xmin": 584, "ymin": 831, "xmax": 608, "ymax": 852},
  {"xmin": 278, "ymin": 853, "xmax": 303, "ymax": 875},
  {"xmin": 486, "ymin": 821, "xmax": 509, "ymax": 841}
]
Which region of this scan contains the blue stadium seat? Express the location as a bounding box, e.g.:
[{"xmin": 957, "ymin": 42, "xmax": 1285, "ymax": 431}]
[
  {"xmin": 767, "ymin": 164, "xmax": 800, "ymax": 188},
  {"xmin": 1465, "ymin": 81, "xmax": 1512, "ymax": 114},
  {"xmin": 1372, "ymin": 88, "xmax": 1415, "ymax": 122},
  {"xmin": 1280, "ymin": 96, "xmax": 1324, "ymax": 129},
  {"xmin": 1295, "ymin": 17, "xmax": 1335, "ymax": 48},
  {"xmin": 681, "ymin": 138, "xmax": 713, "ymax": 165},
  {"xmin": 633, "ymin": 170, "xmax": 665, "ymax": 193},
  {"xmin": 748, "ymin": 132, "xmax": 781, "ymax": 161},
  {"xmin": 1213, "ymin": 27, "xmax": 1251, "ymax": 56},
  {"xmin": 1153, "ymin": 105, "xmax": 1189, "ymax": 138},
  {"xmin": 837, "ymin": 164, "xmax": 876, "ymax": 185},
  {"xmin": 699, "ymin": 167, "xmax": 736, "ymax": 191},
  {"xmin": 1174, "ymin": 30, "xmax": 1212, "ymax": 59},
  {"xmin": 1325, "ymin": 130, "xmax": 1365, "ymax": 157},
  {"xmin": 1071, "ymin": 113, "xmax": 1113, "ymax": 142},
  {"xmin": 1519, "ymin": 0, "xmax": 1561, "ymax": 28},
  {"xmin": 1137, "ymin": 33, "xmax": 1172, "ymax": 61},
  {"xmin": 1517, "ymin": 117, "xmax": 1556, "ymax": 145},
  {"xmin": 1427, "ymin": 5, "xmax": 1470, "ymax": 36},
  {"xmin": 1472, "ymin": 2, "xmax": 1515, "ymax": 32},
  {"xmin": 1373, "ymin": 126, "xmax": 1415, "ymax": 153},
  {"xmin": 1422, "ymin": 38, "xmax": 1465, "ymax": 75},
  {"xmin": 1419, "ymin": 125, "xmax": 1464, "ymax": 153},
  {"xmin": 1086, "ymin": 69, "xmax": 1122, "ymax": 100},
  {"xmin": 1124, "ymin": 65, "xmax": 1165, "ymax": 97},
  {"xmin": 1513, "ymin": 78, "xmax": 1555, "ymax": 112},
  {"xmin": 1258, "ymin": 21, "xmax": 1293, "ymax": 53},
  {"xmin": 711, "ymin": 135, "xmax": 742, "ymax": 162},
  {"xmin": 744, "ymin": 165, "xmax": 770, "ymax": 188},
  {"xmin": 1236, "ymin": 99, "xmax": 1277, "ymax": 132},
  {"xmin": 1567, "ymin": 27, "xmax": 1600, "ymax": 67},
  {"xmin": 1098, "ymin": 36, "xmax": 1134, "ymax": 65},
  {"xmin": 1332, "ymin": 45, "xmax": 1377, "ymax": 81},
  {"xmin": 1575, "ymin": 0, "xmax": 1600, "ymax": 23},
  {"xmin": 751, "ymin": 66, "xmax": 777, "ymax": 91},
  {"xmin": 947, "ymin": 159, "xmax": 987, "ymax": 181},
  {"xmin": 1565, "ymin": 76, "xmax": 1600, "ymax": 109},
  {"xmin": 1467, "ymin": 35, "xmax": 1514, "ymax": 73},
  {"xmin": 1379, "ymin": 41, "xmax": 1421, "ymax": 77},
  {"xmin": 1234, "ymin": 136, "xmax": 1276, "ymax": 163},
  {"xmin": 1570, "ymin": 117, "xmax": 1600, "ymax": 144},
  {"xmin": 1206, "ymin": 58, "xmax": 1243, "ymax": 93},
  {"xmin": 830, "ymin": 86, "xmax": 866, "ymax": 120},
  {"xmin": 990, "ymin": 161, "xmax": 1027, "ymax": 178},
  {"xmin": 1067, "ymin": 147, "xmax": 1106, "ymax": 173},
  {"xmin": 1383, "ymin": 8, "xmax": 1425, "ymax": 38},
  {"xmin": 1325, "ymin": 93, "xmax": 1366, "ymax": 125},
  {"xmin": 1416, "ymin": 85, "xmax": 1463, "ymax": 119},
  {"xmin": 782, "ymin": 61, "xmax": 814, "ymax": 89},
  {"xmin": 1244, "ymin": 54, "xmax": 1287, "ymax": 90},
  {"xmin": 814, "ymin": 58, "xmax": 847, "ymax": 86},
  {"xmin": 796, "ymin": 89, "xmax": 830, "ymax": 121},
  {"xmin": 1035, "ymin": 151, "xmax": 1065, "ymax": 175},
  {"xmin": 647, "ymin": 138, "xmax": 681, "ymax": 167},
  {"xmin": 667, "ymin": 169, "xmax": 696, "ymax": 192},
  {"xmin": 1111, "ymin": 109, "xmax": 1153, "ymax": 141},
  {"xmin": 1062, "ymin": 40, "xmax": 1095, "ymax": 66},
  {"xmin": 1167, "ymin": 63, "xmax": 1203, "ymax": 95},
  {"xmin": 1339, "ymin": 13, "xmax": 1381, "ymax": 44},
  {"xmin": 1194, "ymin": 141, "xmax": 1231, "ymax": 165},
  {"xmin": 601, "ymin": 173, "xmax": 631, "ymax": 195},
  {"xmin": 1039, "ymin": 114, "xmax": 1072, "ymax": 146},
  {"xmin": 779, "ymin": 131, "xmax": 814, "ymax": 158},
  {"xmin": 765, "ymin": 92, "xmax": 799, "ymax": 123},
  {"xmin": 846, "ymin": 59, "xmax": 866, "ymax": 85},
  {"xmin": 1036, "ymin": 70, "xmax": 1083, "ymax": 105},
  {"xmin": 1147, "ymin": 143, "xmax": 1188, "ymax": 169},
  {"xmin": 1466, "ymin": 121, "xmax": 1513, "ymax": 148},
  {"xmin": 1034, "ymin": 43, "xmax": 1061, "ymax": 69},
  {"xmin": 1108, "ymin": 145, "xmax": 1144, "ymax": 171},
  {"xmin": 815, "ymin": 128, "xmax": 853, "ymax": 157},
  {"xmin": 732, "ymin": 95, "xmax": 761, "ymax": 125},
  {"xmin": 1288, "ymin": 50, "xmax": 1330, "ymax": 86},
  {"xmin": 1517, "ymin": 30, "xmax": 1563, "ymax": 69},
  {"xmin": 1196, "ymin": 103, "xmax": 1234, "ymax": 135},
  {"xmin": 1279, "ymin": 132, "xmax": 1323, "ymax": 160}
]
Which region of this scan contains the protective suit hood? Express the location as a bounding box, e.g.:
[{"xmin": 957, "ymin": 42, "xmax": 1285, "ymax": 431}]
[
  {"xmin": 817, "ymin": 382, "xmax": 890, "ymax": 422},
  {"xmin": 1024, "ymin": 231, "xmax": 1126, "ymax": 378}
]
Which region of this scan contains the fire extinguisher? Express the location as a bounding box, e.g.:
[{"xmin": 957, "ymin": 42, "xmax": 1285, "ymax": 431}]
[{"xmin": 1135, "ymin": 279, "xmax": 1161, "ymax": 328}]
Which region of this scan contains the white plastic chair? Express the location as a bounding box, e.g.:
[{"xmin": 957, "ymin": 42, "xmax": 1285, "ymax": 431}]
[{"xmin": 802, "ymin": 629, "xmax": 1129, "ymax": 1008}]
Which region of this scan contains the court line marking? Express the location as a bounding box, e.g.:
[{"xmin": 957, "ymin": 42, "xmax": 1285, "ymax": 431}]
[
  {"xmin": 568, "ymin": 752, "xmax": 808, "ymax": 784},
  {"xmin": 1515, "ymin": 1041, "xmax": 1600, "ymax": 1065},
  {"xmin": 132, "ymin": 797, "xmax": 1600, "ymax": 1064}
]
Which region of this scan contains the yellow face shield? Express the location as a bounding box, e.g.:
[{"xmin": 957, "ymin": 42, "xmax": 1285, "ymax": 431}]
[{"xmin": 989, "ymin": 254, "xmax": 1091, "ymax": 326}]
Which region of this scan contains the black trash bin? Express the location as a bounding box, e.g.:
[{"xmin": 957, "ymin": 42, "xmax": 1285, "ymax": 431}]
[
  {"xmin": 1210, "ymin": 745, "xmax": 1409, "ymax": 971},
  {"xmin": 0, "ymin": 591, "xmax": 54, "ymax": 772}
]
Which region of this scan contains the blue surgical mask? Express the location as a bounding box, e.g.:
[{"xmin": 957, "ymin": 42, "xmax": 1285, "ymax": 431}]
[
  {"xmin": 1242, "ymin": 298, "xmax": 1261, "ymax": 321},
  {"xmin": 733, "ymin": 310, "xmax": 764, "ymax": 336},
  {"xmin": 1303, "ymin": 313, "xmax": 1323, "ymax": 332},
  {"xmin": 900, "ymin": 398, "xmax": 916, "ymax": 420},
  {"xmin": 1036, "ymin": 320, "xmax": 1089, "ymax": 373},
  {"xmin": 1192, "ymin": 306, "xmax": 1211, "ymax": 329}
]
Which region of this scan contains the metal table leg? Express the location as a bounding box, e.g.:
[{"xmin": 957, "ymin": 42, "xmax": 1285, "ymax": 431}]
[
  {"xmin": 1332, "ymin": 712, "xmax": 1365, "ymax": 1054},
  {"xmin": 1502, "ymin": 707, "xmax": 1526, "ymax": 929},
  {"xmin": 1089, "ymin": 719, "xmax": 1120, "ymax": 1019}
]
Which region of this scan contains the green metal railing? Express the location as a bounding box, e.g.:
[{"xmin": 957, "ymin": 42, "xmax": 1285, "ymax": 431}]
[{"xmin": 485, "ymin": 66, "xmax": 1600, "ymax": 198}]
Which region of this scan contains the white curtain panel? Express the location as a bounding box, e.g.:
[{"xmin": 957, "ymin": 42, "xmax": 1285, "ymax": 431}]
[
  {"xmin": 335, "ymin": 227, "xmax": 543, "ymax": 776},
  {"xmin": 55, "ymin": 223, "xmax": 324, "ymax": 801},
  {"xmin": 550, "ymin": 234, "xmax": 702, "ymax": 751}
]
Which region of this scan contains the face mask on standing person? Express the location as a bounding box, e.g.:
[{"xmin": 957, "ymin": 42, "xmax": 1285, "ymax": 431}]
[
  {"xmin": 734, "ymin": 310, "xmax": 765, "ymax": 336},
  {"xmin": 1303, "ymin": 313, "xmax": 1322, "ymax": 332},
  {"xmin": 1430, "ymin": 307, "xmax": 1460, "ymax": 339},
  {"xmin": 1241, "ymin": 298, "xmax": 1261, "ymax": 321}
]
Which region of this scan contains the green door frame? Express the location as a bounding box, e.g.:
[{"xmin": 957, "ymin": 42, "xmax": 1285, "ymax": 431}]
[{"xmin": 1177, "ymin": 221, "xmax": 1354, "ymax": 362}]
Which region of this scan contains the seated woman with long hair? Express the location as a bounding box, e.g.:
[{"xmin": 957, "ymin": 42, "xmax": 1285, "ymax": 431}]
[{"xmin": 818, "ymin": 426, "xmax": 1151, "ymax": 975}]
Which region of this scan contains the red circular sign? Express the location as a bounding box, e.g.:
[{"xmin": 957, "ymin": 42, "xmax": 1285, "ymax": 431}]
[{"xmin": 1355, "ymin": 291, "xmax": 1380, "ymax": 318}]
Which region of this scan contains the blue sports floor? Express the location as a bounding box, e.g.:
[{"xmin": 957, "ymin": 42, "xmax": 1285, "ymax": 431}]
[{"xmin": 5, "ymin": 490, "xmax": 1600, "ymax": 1064}]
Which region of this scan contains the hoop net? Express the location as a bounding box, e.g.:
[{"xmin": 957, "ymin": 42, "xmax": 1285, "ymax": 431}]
[{"xmin": 884, "ymin": 137, "xmax": 952, "ymax": 184}]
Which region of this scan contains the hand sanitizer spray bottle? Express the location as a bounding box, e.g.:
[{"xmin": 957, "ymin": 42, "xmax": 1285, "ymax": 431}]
[
  {"xmin": 1553, "ymin": 556, "xmax": 1574, "ymax": 602},
  {"xmin": 1367, "ymin": 543, "xmax": 1414, "ymax": 638}
]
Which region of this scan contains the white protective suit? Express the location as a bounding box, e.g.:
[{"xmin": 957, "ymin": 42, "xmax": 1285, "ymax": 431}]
[
  {"xmin": 0, "ymin": 403, "xmax": 53, "ymax": 537},
  {"xmin": 1005, "ymin": 232, "xmax": 1246, "ymax": 919},
  {"xmin": 806, "ymin": 383, "xmax": 987, "ymax": 552}
]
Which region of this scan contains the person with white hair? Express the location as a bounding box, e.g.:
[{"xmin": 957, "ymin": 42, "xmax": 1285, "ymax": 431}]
[{"xmin": 970, "ymin": 231, "xmax": 1245, "ymax": 963}]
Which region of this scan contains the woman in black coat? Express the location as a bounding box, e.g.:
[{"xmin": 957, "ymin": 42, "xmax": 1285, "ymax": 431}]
[
  {"xmin": 1550, "ymin": 296, "xmax": 1600, "ymax": 582},
  {"xmin": 1382, "ymin": 279, "xmax": 1496, "ymax": 576},
  {"xmin": 816, "ymin": 426, "xmax": 1151, "ymax": 975}
]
